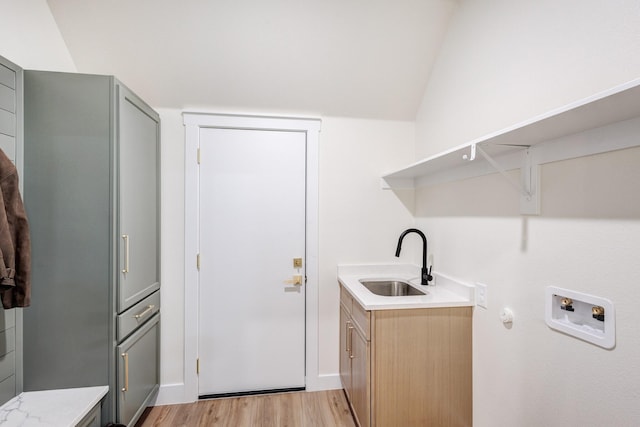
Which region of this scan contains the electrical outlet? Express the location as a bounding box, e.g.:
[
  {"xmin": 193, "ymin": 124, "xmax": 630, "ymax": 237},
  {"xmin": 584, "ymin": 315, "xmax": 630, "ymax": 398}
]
[{"xmin": 475, "ymin": 283, "xmax": 488, "ymax": 309}]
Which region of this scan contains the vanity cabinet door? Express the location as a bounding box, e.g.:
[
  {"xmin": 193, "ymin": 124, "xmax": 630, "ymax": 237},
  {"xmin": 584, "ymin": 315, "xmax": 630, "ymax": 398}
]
[
  {"xmin": 117, "ymin": 313, "xmax": 160, "ymax": 425},
  {"xmin": 339, "ymin": 304, "xmax": 352, "ymax": 400},
  {"xmin": 339, "ymin": 286, "xmax": 371, "ymax": 427},
  {"xmin": 350, "ymin": 325, "xmax": 370, "ymax": 427}
]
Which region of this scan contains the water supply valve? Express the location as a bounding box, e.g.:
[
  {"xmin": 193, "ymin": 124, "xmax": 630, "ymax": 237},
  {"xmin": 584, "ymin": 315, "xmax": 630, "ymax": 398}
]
[
  {"xmin": 592, "ymin": 306, "xmax": 605, "ymax": 322},
  {"xmin": 560, "ymin": 297, "xmax": 574, "ymax": 312}
]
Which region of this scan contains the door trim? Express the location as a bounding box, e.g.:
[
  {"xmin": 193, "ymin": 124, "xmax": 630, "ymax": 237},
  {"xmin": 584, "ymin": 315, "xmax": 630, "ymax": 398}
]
[{"xmin": 182, "ymin": 113, "xmax": 321, "ymax": 402}]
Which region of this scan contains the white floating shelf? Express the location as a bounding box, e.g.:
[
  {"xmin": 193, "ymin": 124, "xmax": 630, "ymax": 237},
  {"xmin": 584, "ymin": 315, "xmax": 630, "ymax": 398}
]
[{"xmin": 382, "ymin": 78, "xmax": 640, "ymax": 192}]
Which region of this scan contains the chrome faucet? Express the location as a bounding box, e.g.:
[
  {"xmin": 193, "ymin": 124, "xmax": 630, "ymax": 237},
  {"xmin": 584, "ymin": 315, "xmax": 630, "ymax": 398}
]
[{"xmin": 395, "ymin": 228, "xmax": 433, "ymax": 286}]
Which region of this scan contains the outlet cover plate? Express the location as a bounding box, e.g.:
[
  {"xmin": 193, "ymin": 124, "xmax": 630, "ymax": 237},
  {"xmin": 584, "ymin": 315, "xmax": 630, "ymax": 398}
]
[{"xmin": 475, "ymin": 283, "xmax": 488, "ymax": 309}]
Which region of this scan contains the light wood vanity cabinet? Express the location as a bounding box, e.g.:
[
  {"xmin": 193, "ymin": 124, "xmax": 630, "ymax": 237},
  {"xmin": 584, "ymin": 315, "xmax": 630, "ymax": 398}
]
[
  {"xmin": 340, "ymin": 286, "xmax": 371, "ymax": 427},
  {"xmin": 339, "ymin": 284, "xmax": 472, "ymax": 427}
]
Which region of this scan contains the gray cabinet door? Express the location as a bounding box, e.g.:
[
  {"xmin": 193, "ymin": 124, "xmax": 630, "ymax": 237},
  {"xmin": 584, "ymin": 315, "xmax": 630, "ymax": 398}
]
[
  {"xmin": 117, "ymin": 313, "xmax": 160, "ymax": 425},
  {"xmin": 117, "ymin": 84, "xmax": 160, "ymax": 313}
]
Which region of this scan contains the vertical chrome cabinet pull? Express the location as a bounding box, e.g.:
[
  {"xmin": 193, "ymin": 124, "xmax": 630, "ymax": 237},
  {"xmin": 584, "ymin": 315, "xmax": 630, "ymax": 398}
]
[
  {"xmin": 122, "ymin": 234, "xmax": 129, "ymax": 274},
  {"xmin": 121, "ymin": 352, "xmax": 129, "ymax": 392}
]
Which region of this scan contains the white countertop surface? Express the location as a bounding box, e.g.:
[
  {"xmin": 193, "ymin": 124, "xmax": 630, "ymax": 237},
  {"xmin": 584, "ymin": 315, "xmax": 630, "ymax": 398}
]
[
  {"xmin": 338, "ymin": 263, "xmax": 475, "ymax": 310},
  {"xmin": 0, "ymin": 386, "xmax": 108, "ymax": 426}
]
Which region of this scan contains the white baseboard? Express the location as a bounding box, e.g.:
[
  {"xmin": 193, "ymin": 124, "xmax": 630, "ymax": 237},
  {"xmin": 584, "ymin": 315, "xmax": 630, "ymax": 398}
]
[
  {"xmin": 152, "ymin": 374, "xmax": 342, "ymax": 406},
  {"xmin": 154, "ymin": 382, "xmax": 190, "ymax": 406},
  {"xmin": 306, "ymin": 373, "xmax": 342, "ymax": 392}
]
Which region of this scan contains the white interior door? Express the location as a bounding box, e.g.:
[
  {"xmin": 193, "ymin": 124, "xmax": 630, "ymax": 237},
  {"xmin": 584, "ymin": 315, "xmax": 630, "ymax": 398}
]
[{"xmin": 197, "ymin": 127, "xmax": 306, "ymax": 396}]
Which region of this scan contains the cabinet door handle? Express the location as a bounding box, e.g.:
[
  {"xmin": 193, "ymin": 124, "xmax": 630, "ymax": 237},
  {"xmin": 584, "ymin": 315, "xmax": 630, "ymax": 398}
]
[
  {"xmin": 121, "ymin": 352, "xmax": 129, "ymax": 392},
  {"xmin": 345, "ymin": 321, "xmax": 351, "ymax": 353},
  {"xmin": 122, "ymin": 234, "xmax": 130, "ymax": 274},
  {"xmin": 134, "ymin": 305, "xmax": 156, "ymax": 320},
  {"xmin": 348, "ymin": 325, "xmax": 355, "ymax": 359}
]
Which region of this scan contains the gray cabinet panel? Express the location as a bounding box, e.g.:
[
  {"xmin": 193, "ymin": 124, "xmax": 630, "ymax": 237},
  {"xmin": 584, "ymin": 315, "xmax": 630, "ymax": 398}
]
[
  {"xmin": 117, "ymin": 86, "xmax": 160, "ymax": 312},
  {"xmin": 0, "ymin": 84, "xmax": 14, "ymax": 113},
  {"xmin": 0, "ymin": 109, "xmax": 14, "ymax": 137},
  {"xmin": 23, "ymin": 71, "xmax": 160, "ymax": 426},
  {"xmin": 24, "ymin": 72, "xmax": 112, "ymax": 393},
  {"xmin": 0, "ymin": 350, "xmax": 15, "ymax": 382},
  {"xmin": 117, "ymin": 313, "xmax": 159, "ymax": 425},
  {"xmin": 0, "ymin": 134, "xmax": 15, "ymax": 160},
  {"xmin": 0, "ymin": 64, "xmax": 15, "ymax": 89},
  {"xmin": 0, "ymin": 376, "xmax": 15, "ymax": 405},
  {"xmin": 0, "ymin": 329, "xmax": 15, "ymax": 358},
  {"xmin": 0, "ymin": 323, "xmax": 16, "ymax": 384},
  {"xmin": 0, "ymin": 308, "xmax": 15, "ymax": 331}
]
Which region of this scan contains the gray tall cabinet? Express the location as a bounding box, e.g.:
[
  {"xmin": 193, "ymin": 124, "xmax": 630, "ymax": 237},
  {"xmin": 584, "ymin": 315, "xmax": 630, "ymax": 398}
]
[{"xmin": 22, "ymin": 71, "xmax": 161, "ymax": 426}]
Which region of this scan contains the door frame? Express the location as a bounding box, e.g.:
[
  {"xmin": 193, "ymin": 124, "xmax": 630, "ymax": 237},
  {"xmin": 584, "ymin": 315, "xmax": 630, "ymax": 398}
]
[{"xmin": 182, "ymin": 113, "xmax": 321, "ymax": 402}]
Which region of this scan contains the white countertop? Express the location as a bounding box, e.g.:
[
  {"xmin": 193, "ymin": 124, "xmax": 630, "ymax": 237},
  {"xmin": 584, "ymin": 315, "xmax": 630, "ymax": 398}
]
[
  {"xmin": 338, "ymin": 263, "xmax": 475, "ymax": 310},
  {"xmin": 0, "ymin": 386, "xmax": 108, "ymax": 426}
]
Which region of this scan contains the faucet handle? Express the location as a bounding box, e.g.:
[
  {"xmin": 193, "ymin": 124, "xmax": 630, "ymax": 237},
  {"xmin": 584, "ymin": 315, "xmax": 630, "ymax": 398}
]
[{"xmin": 421, "ymin": 265, "xmax": 434, "ymax": 285}]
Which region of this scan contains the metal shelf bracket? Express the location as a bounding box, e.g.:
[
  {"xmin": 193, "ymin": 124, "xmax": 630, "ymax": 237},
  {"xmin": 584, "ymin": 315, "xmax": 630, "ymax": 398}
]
[{"xmin": 475, "ymin": 144, "xmax": 540, "ymax": 215}]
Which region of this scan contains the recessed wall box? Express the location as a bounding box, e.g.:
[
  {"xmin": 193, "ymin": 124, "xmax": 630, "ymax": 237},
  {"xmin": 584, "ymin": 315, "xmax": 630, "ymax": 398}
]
[{"xmin": 545, "ymin": 286, "xmax": 615, "ymax": 349}]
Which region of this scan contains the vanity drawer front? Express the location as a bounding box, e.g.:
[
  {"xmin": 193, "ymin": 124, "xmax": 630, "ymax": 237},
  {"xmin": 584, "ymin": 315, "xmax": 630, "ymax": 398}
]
[
  {"xmin": 351, "ymin": 299, "xmax": 370, "ymax": 340},
  {"xmin": 117, "ymin": 291, "xmax": 160, "ymax": 342}
]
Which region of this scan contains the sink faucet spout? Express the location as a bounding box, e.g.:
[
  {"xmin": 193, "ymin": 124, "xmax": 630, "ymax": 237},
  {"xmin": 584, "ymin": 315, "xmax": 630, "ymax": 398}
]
[{"xmin": 395, "ymin": 228, "xmax": 433, "ymax": 285}]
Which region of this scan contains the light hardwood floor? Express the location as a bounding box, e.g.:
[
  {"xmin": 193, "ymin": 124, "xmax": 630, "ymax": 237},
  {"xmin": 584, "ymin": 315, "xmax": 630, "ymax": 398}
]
[{"xmin": 135, "ymin": 390, "xmax": 356, "ymax": 427}]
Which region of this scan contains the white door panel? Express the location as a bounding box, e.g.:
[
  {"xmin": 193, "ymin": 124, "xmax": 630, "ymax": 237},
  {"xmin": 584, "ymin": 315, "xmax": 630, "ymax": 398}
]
[{"xmin": 197, "ymin": 128, "xmax": 306, "ymax": 396}]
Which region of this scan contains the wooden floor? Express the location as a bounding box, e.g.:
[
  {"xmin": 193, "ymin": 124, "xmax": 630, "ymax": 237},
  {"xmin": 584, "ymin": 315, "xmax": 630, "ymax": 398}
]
[{"xmin": 135, "ymin": 390, "xmax": 356, "ymax": 427}]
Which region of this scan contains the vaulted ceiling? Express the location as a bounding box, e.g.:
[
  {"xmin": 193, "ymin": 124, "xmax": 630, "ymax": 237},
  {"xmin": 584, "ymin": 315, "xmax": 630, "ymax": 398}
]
[{"xmin": 46, "ymin": 0, "xmax": 457, "ymax": 120}]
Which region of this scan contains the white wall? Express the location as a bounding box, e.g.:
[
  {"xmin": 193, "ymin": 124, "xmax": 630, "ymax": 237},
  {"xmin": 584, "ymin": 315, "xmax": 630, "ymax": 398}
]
[
  {"xmin": 413, "ymin": 0, "xmax": 640, "ymax": 425},
  {"xmin": 416, "ymin": 0, "xmax": 640, "ymax": 158},
  {"xmin": 317, "ymin": 117, "xmax": 415, "ymax": 375},
  {"xmin": 155, "ymin": 109, "xmax": 186, "ymax": 390},
  {"xmin": 155, "ymin": 111, "xmax": 416, "ymax": 396},
  {"xmin": 0, "ymin": 0, "xmax": 76, "ymax": 71}
]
